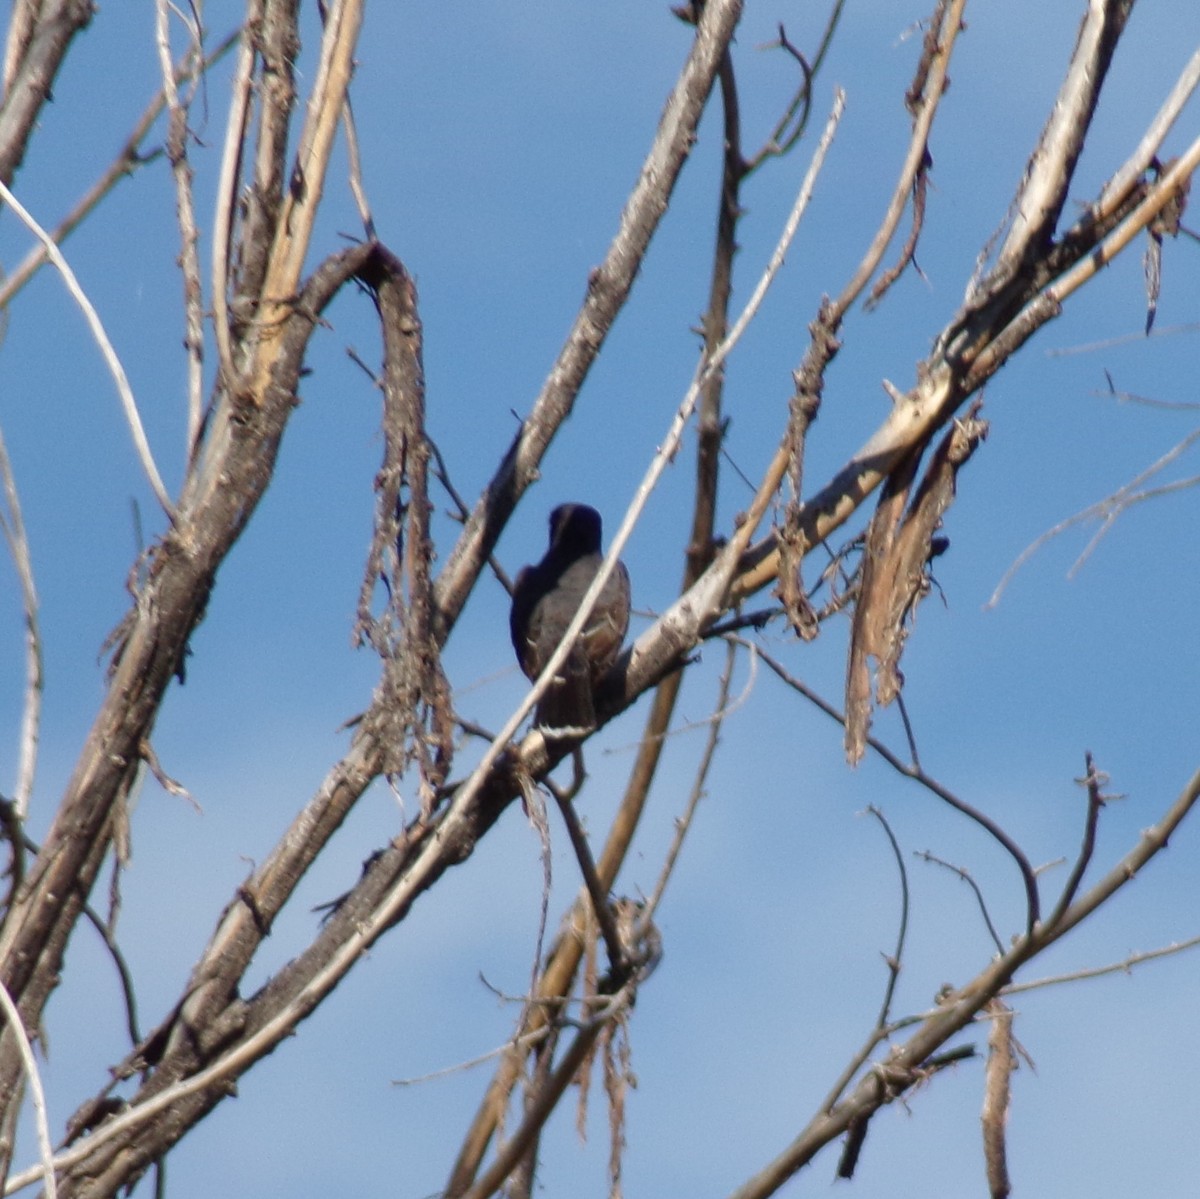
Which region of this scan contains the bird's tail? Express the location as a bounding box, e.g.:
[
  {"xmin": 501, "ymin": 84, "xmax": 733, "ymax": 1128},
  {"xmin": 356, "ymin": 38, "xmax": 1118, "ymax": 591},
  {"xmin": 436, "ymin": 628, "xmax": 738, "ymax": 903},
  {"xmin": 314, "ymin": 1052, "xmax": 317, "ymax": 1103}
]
[{"xmin": 534, "ymin": 646, "xmax": 596, "ymax": 737}]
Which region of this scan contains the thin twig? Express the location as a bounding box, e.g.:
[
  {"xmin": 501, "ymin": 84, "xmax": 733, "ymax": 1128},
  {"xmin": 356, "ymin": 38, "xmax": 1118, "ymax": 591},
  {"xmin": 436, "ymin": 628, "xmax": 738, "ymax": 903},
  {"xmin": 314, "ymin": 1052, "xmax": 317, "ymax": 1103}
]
[
  {"xmin": 393, "ymin": 1023, "xmax": 554, "ymax": 1087},
  {"xmin": 0, "ymin": 178, "xmax": 175, "ymax": 518},
  {"xmin": 0, "ymin": 425, "xmax": 41, "ymax": 820},
  {"xmin": 1097, "ymin": 370, "xmax": 1200, "ymax": 411},
  {"xmin": 916, "ymin": 850, "xmax": 1005, "ymax": 955},
  {"xmin": 866, "ymin": 806, "xmax": 909, "ymax": 1030},
  {"xmin": 741, "ymin": 23, "xmax": 812, "ymax": 172},
  {"xmin": 0, "ymin": 980, "xmax": 57, "ymax": 1199},
  {"xmin": 641, "ymin": 639, "xmax": 737, "ymax": 926},
  {"xmin": 833, "ymin": 0, "xmax": 965, "ymax": 315},
  {"xmin": 604, "ymin": 640, "xmax": 756, "ymax": 756},
  {"xmin": 316, "ymin": 0, "xmax": 375, "ymax": 239},
  {"xmin": 987, "ymin": 426, "xmax": 1200, "ymax": 606},
  {"xmin": 547, "ymin": 779, "xmax": 627, "ymax": 977},
  {"xmin": 458, "ymin": 983, "xmax": 639, "ymax": 1199},
  {"xmin": 1044, "ymin": 752, "xmax": 1109, "ymax": 930},
  {"xmin": 154, "ymin": 0, "xmax": 206, "ymax": 457},
  {"xmin": 1001, "ymin": 934, "xmax": 1200, "ymax": 996},
  {"xmin": 78, "ymin": 903, "xmax": 142, "ymax": 1048},
  {"xmin": 1046, "ymin": 320, "xmax": 1200, "ymax": 356},
  {"xmin": 340, "ymin": 92, "xmax": 375, "ymax": 240},
  {"xmin": 1057, "ymin": 773, "xmax": 1200, "ymax": 953}
]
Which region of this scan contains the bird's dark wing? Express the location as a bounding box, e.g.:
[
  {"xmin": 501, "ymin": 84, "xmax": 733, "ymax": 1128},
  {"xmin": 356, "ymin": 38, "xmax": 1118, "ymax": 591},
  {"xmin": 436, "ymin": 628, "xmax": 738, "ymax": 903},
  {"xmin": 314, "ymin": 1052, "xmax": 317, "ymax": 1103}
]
[
  {"xmin": 580, "ymin": 559, "xmax": 630, "ymax": 683},
  {"xmin": 509, "ymin": 565, "xmax": 539, "ymax": 677}
]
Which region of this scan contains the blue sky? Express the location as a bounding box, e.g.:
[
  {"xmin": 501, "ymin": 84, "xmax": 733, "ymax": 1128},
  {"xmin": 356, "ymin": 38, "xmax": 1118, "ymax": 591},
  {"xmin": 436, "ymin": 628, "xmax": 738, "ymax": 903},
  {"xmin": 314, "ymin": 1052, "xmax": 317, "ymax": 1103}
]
[{"xmin": 3, "ymin": 2, "xmax": 1200, "ymax": 1196}]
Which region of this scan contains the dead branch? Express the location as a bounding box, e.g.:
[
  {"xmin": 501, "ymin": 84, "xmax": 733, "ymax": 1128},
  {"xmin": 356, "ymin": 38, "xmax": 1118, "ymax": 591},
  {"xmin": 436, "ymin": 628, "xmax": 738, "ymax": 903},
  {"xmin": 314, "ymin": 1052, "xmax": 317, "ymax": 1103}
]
[
  {"xmin": 1002, "ymin": 934, "xmax": 1200, "ymax": 996},
  {"xmin": 0, "ymin": 178, "xmax": 176, "ymax": 516},
  {"xmin": 916, "ymin": 851, "xmax": 1005, "ymax": 956},
  {"xmin": 1, "ymin": 6, "xmax": 1197, "ymax": 1199},
  {"xmin": 443, "ymin": 10, "xmax": 764, "ymax": 1164},
  {"xmin": 845, "ymin": 402, "xmax": 988, "ymax": 763},
  {"xmin": 866, "ymin": 805, "xmax": 910, "ymax": 1032},
  {"xmin": 733, "ymin": 15, "xmax": 1200, "ymax": 610},
  {"xmin": 988, "ymin": 424, "xmax": 1200, "ymax": 605},
  {"xmin": 981, "ymin": 1000, "xmax": 1015, "ymax": 1199}
]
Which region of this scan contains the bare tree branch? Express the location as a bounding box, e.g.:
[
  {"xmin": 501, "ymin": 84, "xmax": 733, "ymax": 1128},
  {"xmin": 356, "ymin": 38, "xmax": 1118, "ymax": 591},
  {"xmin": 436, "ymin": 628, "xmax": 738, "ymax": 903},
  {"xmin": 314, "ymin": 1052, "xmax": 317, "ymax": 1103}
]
[
  {"xmin": 0, "ymin": 0, "xmax": 93, "ymax": 185},
  {"xmin": 981, "ymin": 1000, "xmax": 1015, "ymax": 1199},
  {"xmin": 722, "ymin": 767, "xmax": 1200, "ymax": 1199}
]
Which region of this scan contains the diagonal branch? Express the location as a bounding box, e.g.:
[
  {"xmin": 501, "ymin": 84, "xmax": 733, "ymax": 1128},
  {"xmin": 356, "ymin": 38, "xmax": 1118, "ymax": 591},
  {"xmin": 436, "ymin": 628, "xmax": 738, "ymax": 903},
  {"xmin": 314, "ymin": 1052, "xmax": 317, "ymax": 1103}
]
[
  {"xmin": 723, "ymin": 767, "xmax": 1200, "ymax": 1199},
  {"xmin": 991, "ymin": 0, "xmax": 1134, "ymax": 281},
  {"xmin": 0, "ymin": 0, "xmax": 94, "ymax": 185},
  {"xmin": 431, "ymin": 0, "xmax": 747, "ymax": 641}
]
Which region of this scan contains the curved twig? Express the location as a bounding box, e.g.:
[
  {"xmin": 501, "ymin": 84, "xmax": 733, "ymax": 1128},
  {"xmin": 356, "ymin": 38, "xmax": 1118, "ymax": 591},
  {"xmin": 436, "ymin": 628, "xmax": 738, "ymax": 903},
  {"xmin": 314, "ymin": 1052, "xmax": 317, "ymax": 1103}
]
[
  {"xmin": 0, "ymin": 29, "xmax": 240, "ymax": 314},
  {"xmin": 866, "ymin": 805, "xmax": 909, "ymax": 1029},
  {"xmin": 916, "ymin": 850, "xmax": 1005, "ymax": 955},
  {"xmin": 0, "ymin": 178, "xmax": 176, "ymax": 518},
  {"xmin": 735, "ymin": 636, "xmax": 1041, "ymax": 934}
]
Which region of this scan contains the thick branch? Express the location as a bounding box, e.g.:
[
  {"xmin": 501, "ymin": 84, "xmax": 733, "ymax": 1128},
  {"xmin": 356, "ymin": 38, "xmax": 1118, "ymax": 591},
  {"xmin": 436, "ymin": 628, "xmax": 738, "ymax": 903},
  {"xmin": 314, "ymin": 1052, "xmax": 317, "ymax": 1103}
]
[
  {"xmin": 0, "ymin": 242, "xmax": 377, "ymax": 1194},
  {"xmin": 0, "ymin": 0, "xmax": 94, "ymax": 186}
]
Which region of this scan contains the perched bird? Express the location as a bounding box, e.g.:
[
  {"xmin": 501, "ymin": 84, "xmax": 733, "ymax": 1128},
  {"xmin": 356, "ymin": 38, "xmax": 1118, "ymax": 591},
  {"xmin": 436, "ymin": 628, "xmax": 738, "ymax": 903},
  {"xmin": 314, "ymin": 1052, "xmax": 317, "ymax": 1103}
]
[{"xmin": 510, "ymin": 504, "xmax": 631, "ymax": 735}]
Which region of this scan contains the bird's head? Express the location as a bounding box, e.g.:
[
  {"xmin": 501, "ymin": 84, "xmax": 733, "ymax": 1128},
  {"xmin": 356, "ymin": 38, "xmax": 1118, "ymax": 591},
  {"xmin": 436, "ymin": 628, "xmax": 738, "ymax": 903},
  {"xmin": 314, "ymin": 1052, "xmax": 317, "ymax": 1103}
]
[{"xmin": 548, "ymin": 503, "xmax": 603, "ymax": 557}]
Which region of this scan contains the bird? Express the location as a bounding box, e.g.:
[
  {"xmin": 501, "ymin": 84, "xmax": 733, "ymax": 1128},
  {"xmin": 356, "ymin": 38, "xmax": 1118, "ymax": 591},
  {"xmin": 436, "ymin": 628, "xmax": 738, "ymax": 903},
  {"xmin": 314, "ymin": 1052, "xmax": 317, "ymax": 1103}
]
[{"xmin": 509, "ymin": 503, "xmax": 631, "ymax": 736}]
